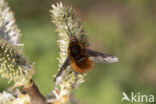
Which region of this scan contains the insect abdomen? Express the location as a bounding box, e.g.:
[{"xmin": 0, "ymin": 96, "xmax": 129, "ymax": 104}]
[{"xmin": 70, "ymin": 57, "xmax": 93, "ymax": 73}]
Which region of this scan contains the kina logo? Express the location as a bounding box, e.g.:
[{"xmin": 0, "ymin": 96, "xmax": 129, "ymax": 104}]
[{"xmin": 121, "ymin": 92, "xmax": 154, "ymax": 103}]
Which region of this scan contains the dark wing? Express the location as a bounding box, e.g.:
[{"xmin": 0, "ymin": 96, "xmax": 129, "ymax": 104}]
[
  {"xmin": 54, "ymin": 57, "xmax": 70, "ymax": 83},
  {"xmin": 86, "ymin": 48, "xmax": 118, "ymax": 63}
]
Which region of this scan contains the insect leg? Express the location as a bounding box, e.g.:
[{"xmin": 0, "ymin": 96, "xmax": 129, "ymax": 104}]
[{"xmin": 54, "ymin": 56, "xmax": 70, "ymax": 83}]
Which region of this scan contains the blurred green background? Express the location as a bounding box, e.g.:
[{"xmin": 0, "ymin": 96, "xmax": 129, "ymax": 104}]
[{"xmin": 0, "ymin": 0, "xmax": 156, "ymax": 104}]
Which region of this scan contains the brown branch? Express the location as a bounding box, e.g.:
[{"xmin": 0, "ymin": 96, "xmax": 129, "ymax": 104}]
[{"xmin": 23, "ymin": 80, "xmax": 47, "ymax": 104}]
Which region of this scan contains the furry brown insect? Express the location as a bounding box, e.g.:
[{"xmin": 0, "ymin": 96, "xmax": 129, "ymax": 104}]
[
  {"xmin": 68, "ymin": 36, "xmax": 93, "ymax": 73},
  {"xmin": 54, "ymin": 34, "xmax": 118, "ymax": 83}
]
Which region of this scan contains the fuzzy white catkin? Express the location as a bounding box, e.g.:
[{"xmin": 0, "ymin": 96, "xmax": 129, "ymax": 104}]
[
  {"xmin": 0, "ymin": 0, "xmax": 22, "ymax": 46},
  {"xmin": 51, "ymin": 2, "xmax": 87, "ymax": 86},
  {"xmin": 48, "ymin": 2, "xmax": 87, "ymax": 104},
  {"xmin": 0, "ymin": 91, "xmax": 31, "ymax": 104}
]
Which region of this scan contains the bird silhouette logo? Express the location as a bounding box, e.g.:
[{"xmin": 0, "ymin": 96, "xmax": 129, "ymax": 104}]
[{"xmin": 121, "ymin": 92, "xmax": 131, "ymax": 102}]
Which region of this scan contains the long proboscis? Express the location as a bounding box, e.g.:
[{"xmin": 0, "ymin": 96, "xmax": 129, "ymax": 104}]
[{"xmin": 63, "ymin": 5, "xmax": 73, "ymax": 37}]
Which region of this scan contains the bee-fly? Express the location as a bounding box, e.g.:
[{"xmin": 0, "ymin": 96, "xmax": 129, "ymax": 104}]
[
  {"xmin": 54, "ymin": 7, "xmax": 118, "ymax": 83},
  {"xmin": 68, "ymin": 36, "xmax": 93, "ymax": 73}
]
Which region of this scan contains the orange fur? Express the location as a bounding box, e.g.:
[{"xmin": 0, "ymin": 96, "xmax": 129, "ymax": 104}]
[{"xmin": 70, "ymin": 58, "xmax": 93, "ymax": 73}]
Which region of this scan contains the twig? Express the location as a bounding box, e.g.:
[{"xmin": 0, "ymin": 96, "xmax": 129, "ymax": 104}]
[{"xmin": 23, "ymin": 80, "xmax": 47, "ymax": 104}]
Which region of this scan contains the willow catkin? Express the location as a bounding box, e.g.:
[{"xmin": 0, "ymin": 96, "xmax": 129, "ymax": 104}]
[
  {"xmin": 47, "ymin": 2, "xmax": 87, "ymax": 104},
  {"xmin": 0, "ymin": 0, "xmax": 21, "ymax": 46},
  {"xmin": 0, "ymin": 39, "xmax": 33, "ymax": 85}
]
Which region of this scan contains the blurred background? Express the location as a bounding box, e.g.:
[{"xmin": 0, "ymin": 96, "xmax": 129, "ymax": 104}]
[{"xmin": 0, "ymin": 0, "xmax": 156, "ymax": 104}]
